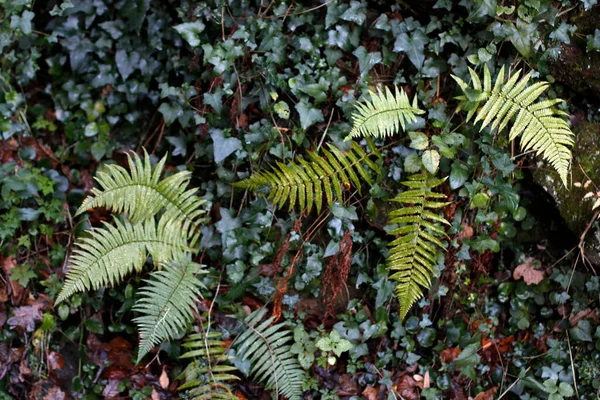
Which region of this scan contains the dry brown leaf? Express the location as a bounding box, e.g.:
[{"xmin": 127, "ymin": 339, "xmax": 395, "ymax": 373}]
[
  {"xmin": 43, "ymin": 386, "xmax": 67, "ymax": 400},
  {"xmin": 7, "ymin": 304, "xmax": 44, "ymax": 332},
  {"xmin": 423, "ymin": 370, "xmax": 430, "ymax": 389},
  {"xmin": 159, "ymin": 367, "xmax": 169, "ymax": 389},
  {"xmin": 362, "ymin": 385, "xmax": 378, "ymax": 400},
  {"xmin": 102, "ymin": 379, "xmax": 121, "ymax": 399},
  {"xmin": 1, "ymin": 256, "xmax": 24, "ymax": 301},
  {"xmin": 513, "ymin": 257, "xmax": 544, "ymax": 285},
  {"xmin": 458, "ymin": 223, "xmax": 474, "ymax": 241},
  {"xmin": 47, "ymin": 352, "xmax": 64, "ymax": 373},
  {"xmin": 151, "ymin": 389, "xmax": 160, "ymax": 400},
  {"xmin": 396, "ymin": 375, "xmax": 419, "ymax": 400},
  {"xmin": 441, "ymin": 347, "xmax": 462, "ymax": 363},
  {"xmin": 472, "ymin": 386, "xmax": 498, "ymax": 400}
]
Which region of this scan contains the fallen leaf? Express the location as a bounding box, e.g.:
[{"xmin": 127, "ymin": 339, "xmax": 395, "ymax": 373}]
[
  {"xmin": 458, "ymin": 223, "xmax": 474, "ymax": 241},
  {"xmin": 159, "ymin": 367, "xmax": 169, "ymax": 389},
  {"xmin": 513, "ymin": 257, "xmax": 544, "ymax": 285},
  {"xmin": 395, "ymin": 375, "xmax": 419, "ymax": 400},
  {"xmin": 7, "ymin": 304, "xmax": 44, "ymax": 332},
  {"xmin": 47, "ymin": 352, "xmax": 64, "ymax": 372},
  {"xmin": 472, "ymin": 386, "xmax": 498, "ymax": 400},
  {"xmin": 1, "ymin": 256, "xmax": 25, "ymax": 301},
  {"xmin": 103, "ymin": 379, "xmax": 121, "ymax": 399},
  {"xmin": 151, "ymin": 388, "xmax": 160, "ymax": 400},
  {"xmin": 362, "ymin": 386, "xmax": 378, "ymax": 400},
  {"xmin": 43, "ymin": 386, "xmax": 67, "ymax": 400},
  {"xmin": 441, "ymin": 347, "xmax": 462, "ymax": 363}
]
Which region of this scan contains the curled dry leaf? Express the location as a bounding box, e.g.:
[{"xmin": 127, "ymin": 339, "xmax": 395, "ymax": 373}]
[
  {"xmin": 513, "ymin": 257, "xmax": 544, "ymax": 285},
  {"xmin": 362, "ymin": 385, "xmax": 378, "ymax": 400},
  {"xmin": 7, "ymin": 304, "xmax": 44, "ymax": 332},
  {"xmin": 471, "ymin": 386, "xmax": 498, "ymax": 400},
  {"xmin": 441, "ymin": 347, "xmax": 462, "ymax": 363},
  {"xmin": 159, "ymin": 368, "xmax": 169, "ymax": 389}
]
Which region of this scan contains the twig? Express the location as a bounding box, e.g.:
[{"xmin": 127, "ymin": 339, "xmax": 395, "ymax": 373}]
[
  {"xmin": 566, "ymin": 331, "xmax": 579, "ymax": 398},
  {"xmin": 497, "ymin": 367, "xmax": 531, "ymax": 399}
]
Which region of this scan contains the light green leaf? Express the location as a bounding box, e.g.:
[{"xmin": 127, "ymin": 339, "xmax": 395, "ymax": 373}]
[
  {"xmin": 404, "ymin": 153, "xmax": 421, "ymax": 173},
  {"xmin": 408, "ymin": 131, "xmax": 429, "ymax": 150},
  {"xmin": 422, "ymin": 150, "xmax": 440, "ymax": 174},
  {"xmin": 174, "ymin": 21, "xmax": 206, "ymax": 47}
]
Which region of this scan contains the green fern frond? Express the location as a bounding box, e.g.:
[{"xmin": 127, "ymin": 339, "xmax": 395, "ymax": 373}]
[
  {"xmin": 348, "ymin": 86, "xmax": 424, "ymax": 139},
  {"xmin": 234, "ymin": 141, "xmax": 380, "ymax": 214},
  {"xmin": 56, "ymin": 216, "xmax": 191, "ymax": 303},
  {"xmin": 134, "ymin": 256, "xmax": 206, "ymax": 363},
  {"xmin": 387, "ymin": 174, "xmax": 450, "ymax": 320},
  {"xmin": 235, "ymin": 309, "xmax": 303, "ymax": 400},
  {"xmin": 179, "ymin": 331, "xmax": 239, "ymax": 400},
  {"xmin": 453, "ymin": 65, "xmax": 574, "ymax": 185},
  {"xmin": 76, "ymin": 150, "xmax": 206, "ymax": 235}
]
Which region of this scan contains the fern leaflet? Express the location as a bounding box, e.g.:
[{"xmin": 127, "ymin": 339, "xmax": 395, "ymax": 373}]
[
  {"xmin": 56, "ymin": 216, "xmax": 191, "ymax": 303},
  {"xmin": 77, "ymin": 150, "xmax": 206, "ymax": 237},
  {"xmin": 235, "ymin": 141, "xmax": 380, "ymax": 214},
  {"xmin": 179, "ymin": 331, "xmax": 239, "ymax": 400},
  {"xmin": 452, "ymin": 65, "xmax": 574, "ymax": 185},
  {"xmin": 235, "ymin": 309, "xmax": 303, "ymax": 400},
  {"xmin": 387, "ymin": 174, "xmax": 450, "ymax": 320},
  {"xmin": 348, "ymin": 86, "xmax": 424, "ymax": 139},
  {"xmin": 134, "ymin": 256, "xmax": 206, "ymax": 363}
]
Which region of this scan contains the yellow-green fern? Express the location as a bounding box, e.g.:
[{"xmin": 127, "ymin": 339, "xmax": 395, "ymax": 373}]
[
  {"xmin": 452, "ymin": 65, "xmax": 574, "ymax": 185},
  {"xmin": 178, "ymin": 330, "xmax": 239, "ymax": 400},
  {"xmin": 348, "ymin": 86, "xmax": 424, "ymax": 139},
  {"xmin": 387, "ymin": 174, "xmax": 450, "ymax": 320},
  {"xmin": 235, "ymin": 141, "xmax": 380, "ymax": 214}
]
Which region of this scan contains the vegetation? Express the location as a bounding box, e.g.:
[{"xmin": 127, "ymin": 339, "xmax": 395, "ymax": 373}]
[{"xmin": 2, "ymin": 0, "xmax": 600, "ymax": 399}]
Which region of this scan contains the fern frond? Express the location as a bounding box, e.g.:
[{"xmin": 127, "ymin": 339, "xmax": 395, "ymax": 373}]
[
  {"xmin": 387, "ymin": 174, "xmax": 450, "ymax": 320},
  {"xmin": 134, "ymin": 256, "xmax": 206, "ymax": 363},
  {"xmin": 453, "ymin": 65, "xmax": 574, "ymax": 185},
  {"xmin": 348, "ymin": 86, "xmax": 424, "ymax": 139},
  {"xmin": 76, "ymin": 150, "xmax": 206, "ymax": 236},
  {"xmin": 234, "ymin": 142, "xmax": 380, "ymax": 214},
  {"xmin": 56, "ymin": 216, "xmax": 191, "ymax": 303},
  {"xmin": 235, "ymin": 309, "xmax": 303, "ymax": 400},
  {"xmin": 179, "ymin": 331, "xmax": 239, "ymax": 400}
]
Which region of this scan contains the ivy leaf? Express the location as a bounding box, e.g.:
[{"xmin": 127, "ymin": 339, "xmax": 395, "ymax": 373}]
[
  {"xmin": 549, "ymin": 22, "xmax": 573, "ymax": 45},
  {"xmin": 295, "ymin": 101, "xmax": 324, "ymax": 130},
  {"xmin": 115, "ymin": 50, "xmax": 140, "ymax": 80},
  {"xmin": 587, "ymin": 29, "xmax": 600, "ymax": 52},
  {"xmin": 158, "ymin": 103, "xmax": 183, "ymax": 125},
  {"xmin": 569, "ymin": 320, "xmax": 592, "ymax": 342},
  {"xmin": 557, "ymin": 382, "xmax": 574, "ymax": 397},
  {"xmin": 10, "ymin": 11, "xmax": 34, "ymax": 35},
  {"xmin": 454, "ymin": 343, "xmax": 480, "ymax": 368},
  {"xmin": 120, "ymin": 0, "xmax": 151, "ymax": 33},
  {"xmin": 211, "ymin": 129, "xmax": 242, "ymax": 163},
  {"xmin": 581, "ymin": 0, "xmax": 598, "ymax": 11},
  {"xmin": 339, "ymin": 1, "xmax": 366, "ymax": 24},
  {"xmin": 174, "ymin": 21, "xmax": 206, "ymax": 47},
  {"xmin": 450, "ymin": 161, "xmax": 469, "ymax": 189},
  {"xmin": 394, "ymin": 28, "xmax": 428, "ymax": 69},
  {"xmin": 467, "ymin": 0, "xmax": 497, "ymax": 23},
  {"xmin": 509, "ymin": 20, "xmax": 537, "ymax": 58},
  {"xmin": 353, "ymin": 46, "xmax": 382, "ymax": 77},
  {"xmin": 408, "ymin": 131, "xmax": 429, "ymax": 150},
  {"xmin": 422, "ymin": 150, "xmax": 440, "ymax": 174}
]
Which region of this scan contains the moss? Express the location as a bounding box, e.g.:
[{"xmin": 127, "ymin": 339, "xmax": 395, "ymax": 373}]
[{"xmin": 533, "ymin": 122, "xmax": 600, "ymax": 235}]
